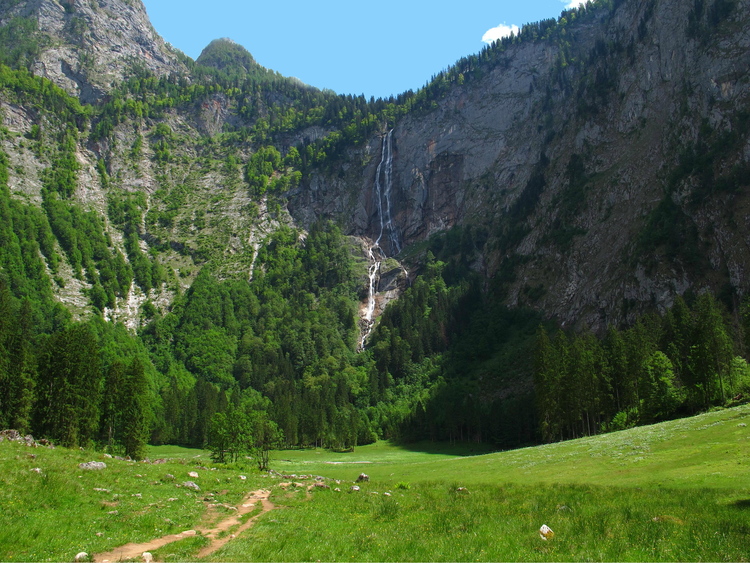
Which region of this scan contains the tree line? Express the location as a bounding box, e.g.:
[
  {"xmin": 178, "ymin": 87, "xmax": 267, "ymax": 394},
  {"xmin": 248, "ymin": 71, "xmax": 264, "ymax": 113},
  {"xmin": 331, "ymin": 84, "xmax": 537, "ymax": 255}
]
[{"xmin": 535, "ymin": 293, "xmax": 750, "ymax": 442}]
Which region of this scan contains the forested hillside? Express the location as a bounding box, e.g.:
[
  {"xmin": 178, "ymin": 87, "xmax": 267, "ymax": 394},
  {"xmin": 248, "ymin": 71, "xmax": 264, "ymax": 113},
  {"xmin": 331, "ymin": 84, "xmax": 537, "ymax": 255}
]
[{"xmin": 0, "ymin": 0, "xmax": 749, "ymax": 457}]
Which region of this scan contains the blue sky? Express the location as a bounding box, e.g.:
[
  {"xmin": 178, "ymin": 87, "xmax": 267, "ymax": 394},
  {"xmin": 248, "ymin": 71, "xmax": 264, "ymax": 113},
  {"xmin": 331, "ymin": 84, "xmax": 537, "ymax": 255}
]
[{"xmin": 141, "ymin": 0, "xmax": 585, "ymax": 99}]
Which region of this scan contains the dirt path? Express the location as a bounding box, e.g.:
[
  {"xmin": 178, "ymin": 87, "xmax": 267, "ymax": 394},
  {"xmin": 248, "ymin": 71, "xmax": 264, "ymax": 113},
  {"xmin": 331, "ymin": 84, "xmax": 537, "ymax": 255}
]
[{"xmin": 94, "ymin": 489, "xmax": 274, "ymax": 562}]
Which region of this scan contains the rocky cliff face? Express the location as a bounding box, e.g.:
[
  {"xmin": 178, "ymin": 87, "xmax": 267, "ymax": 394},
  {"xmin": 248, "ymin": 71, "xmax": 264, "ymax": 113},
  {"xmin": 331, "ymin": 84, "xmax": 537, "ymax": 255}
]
[
  {"xmin": 1, "ymin": 0, "xmax": 748, "ymax": 333},
  {"xmin": 293, "ymin": 0, "xmax": 750, "ymax": 330},
  {"xmin": 0, "ymin": 0, "xmax": 186, "ymax": 102}
]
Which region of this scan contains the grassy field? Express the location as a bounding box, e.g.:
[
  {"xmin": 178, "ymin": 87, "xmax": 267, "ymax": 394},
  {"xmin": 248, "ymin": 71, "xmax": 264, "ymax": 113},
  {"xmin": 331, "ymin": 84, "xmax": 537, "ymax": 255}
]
[{"xmin": 1, "ymin": 405, "xmax": 749, "ymax": 561}]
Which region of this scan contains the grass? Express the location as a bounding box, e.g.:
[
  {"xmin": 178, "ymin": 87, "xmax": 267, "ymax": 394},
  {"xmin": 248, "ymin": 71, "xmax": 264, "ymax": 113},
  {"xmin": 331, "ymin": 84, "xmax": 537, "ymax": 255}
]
[
  {"xmin": 1, "ymin": 405, "xmax": 749, "ymax": 561},
  {"xmin": 0, "ymin": 444, "xmax": 260, "ymax": 562},
  {"xmin": 270, "ymin": 405, "xmax": 750, "ymax": 488},
  {"xmin": 217, "ymin": 483, "xmax": 750, "ymax": 562}
]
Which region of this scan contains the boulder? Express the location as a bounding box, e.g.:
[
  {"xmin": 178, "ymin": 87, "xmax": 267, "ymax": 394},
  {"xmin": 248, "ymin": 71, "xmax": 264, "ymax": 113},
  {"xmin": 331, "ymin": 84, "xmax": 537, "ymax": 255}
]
[
  {"xmin": 356, "ymin": 473, "xmax": 369, "ymax": 483},
  {"xmin": 79, "ymin": 461, "xmax": 107, "ymax": 470}
]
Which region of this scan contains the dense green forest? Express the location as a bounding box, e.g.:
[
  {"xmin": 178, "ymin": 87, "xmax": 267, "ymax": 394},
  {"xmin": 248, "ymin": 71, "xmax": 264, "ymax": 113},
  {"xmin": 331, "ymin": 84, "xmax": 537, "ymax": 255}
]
[{"xmin": 0, "ymin": 0, "xmax": 748, "ymax": 462}]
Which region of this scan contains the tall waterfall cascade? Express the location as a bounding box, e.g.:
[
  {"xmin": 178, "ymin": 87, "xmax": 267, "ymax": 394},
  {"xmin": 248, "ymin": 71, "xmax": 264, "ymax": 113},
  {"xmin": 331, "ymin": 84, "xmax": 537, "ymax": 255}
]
[{"xmin": 359, "ymin": 130, "xmax": 407, "ymax": 351}]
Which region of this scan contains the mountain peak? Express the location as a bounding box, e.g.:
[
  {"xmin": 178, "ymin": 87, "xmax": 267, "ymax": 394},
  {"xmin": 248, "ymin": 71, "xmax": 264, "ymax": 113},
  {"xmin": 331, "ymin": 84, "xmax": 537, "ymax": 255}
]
[
  {"xmin": 0, "ymin": 0, "xmax": 187, "ymax": 102},
  {"xmin": 196, "ymin": 38, "xmax": 261, "ymax": 77}
]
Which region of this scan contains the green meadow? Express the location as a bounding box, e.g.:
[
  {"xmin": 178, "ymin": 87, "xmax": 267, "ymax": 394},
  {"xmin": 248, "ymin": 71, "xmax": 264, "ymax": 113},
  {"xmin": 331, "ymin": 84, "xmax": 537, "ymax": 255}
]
[{"xmin": 1, "ymin": 405, "xmax": 749, "ymax": 561}]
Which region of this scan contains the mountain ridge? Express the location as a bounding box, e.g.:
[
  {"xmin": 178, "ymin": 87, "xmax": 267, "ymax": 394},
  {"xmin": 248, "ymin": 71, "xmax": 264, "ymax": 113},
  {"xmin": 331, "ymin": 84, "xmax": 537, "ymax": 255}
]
[{"xmin": 0, "ymin": 0, "xmax": 749, "ymax": 452}]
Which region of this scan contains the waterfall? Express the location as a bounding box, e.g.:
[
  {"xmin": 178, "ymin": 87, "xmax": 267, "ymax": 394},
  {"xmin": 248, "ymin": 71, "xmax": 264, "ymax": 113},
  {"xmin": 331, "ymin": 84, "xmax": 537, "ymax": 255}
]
[
  {"xmin": 374, "ymin": 129, "xmax": 400, "ymax": 254},
  {"xmin": 360, "ymin": 129, "xmax": 398, "ymax": 350}
]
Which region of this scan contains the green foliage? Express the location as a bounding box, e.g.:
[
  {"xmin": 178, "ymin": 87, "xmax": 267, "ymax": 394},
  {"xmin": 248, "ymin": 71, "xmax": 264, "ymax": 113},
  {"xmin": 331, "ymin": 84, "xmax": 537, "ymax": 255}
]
[
  {"xmin": 0, "ymin": 17, "xmax": 48, "ymax": 70},
  {"xmin": 141, "ymin": 221, "xmax": 363, "ymax": 449},
  {"xmin": 535, "ymin": 293, "xmax": 744, "ymax": 443}
]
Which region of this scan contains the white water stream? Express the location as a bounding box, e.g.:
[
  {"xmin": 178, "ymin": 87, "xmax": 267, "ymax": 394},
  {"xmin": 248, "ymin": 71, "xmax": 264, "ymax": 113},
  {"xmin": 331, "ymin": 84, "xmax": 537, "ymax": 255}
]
[{"xmin": 360, "ymin": 130, "xmax": 398, "ymax": 350}]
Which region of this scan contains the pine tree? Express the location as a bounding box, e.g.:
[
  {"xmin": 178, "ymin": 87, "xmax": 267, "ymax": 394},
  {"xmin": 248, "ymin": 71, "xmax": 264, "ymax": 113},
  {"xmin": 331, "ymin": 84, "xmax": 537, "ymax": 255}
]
[{"xmin": 121, "ymin": 358, "xmax": 151, "ymax": 460}]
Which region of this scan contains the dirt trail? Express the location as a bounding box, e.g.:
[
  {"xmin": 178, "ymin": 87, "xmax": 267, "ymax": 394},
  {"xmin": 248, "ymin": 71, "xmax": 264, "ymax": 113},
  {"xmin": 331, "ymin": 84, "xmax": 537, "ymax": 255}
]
[{"xmin": 94, "ymin": 489, "xmax": 274, "ymax": 562}]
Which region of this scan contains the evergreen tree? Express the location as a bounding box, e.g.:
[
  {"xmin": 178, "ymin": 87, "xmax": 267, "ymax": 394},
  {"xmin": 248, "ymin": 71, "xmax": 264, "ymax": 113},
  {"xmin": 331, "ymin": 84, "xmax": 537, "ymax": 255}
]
[{"xmin": 35, "ymin": 323, "xmax": 102, "ymax": 447}]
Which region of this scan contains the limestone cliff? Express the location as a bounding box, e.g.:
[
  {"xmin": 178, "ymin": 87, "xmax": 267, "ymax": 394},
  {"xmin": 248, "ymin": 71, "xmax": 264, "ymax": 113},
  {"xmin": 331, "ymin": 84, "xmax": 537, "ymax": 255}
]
[
  {"xmin": 292, "ymin": 0, "xmax": 750, "ymax": 330},
  {"xmin": 1, "ymin": 0, "xmax": 749, "ymax": 334},
  {"xmin": 0, "ymin": 0, "xmax": 187, "ymax": 102}
]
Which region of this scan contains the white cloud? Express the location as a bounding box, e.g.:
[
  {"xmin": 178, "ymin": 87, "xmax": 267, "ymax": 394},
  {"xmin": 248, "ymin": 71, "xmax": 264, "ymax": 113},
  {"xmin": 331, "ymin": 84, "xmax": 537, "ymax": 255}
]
[
  {"xmin": 482, "ymin": 23, "xmax": 520, "ymax": 44},
  {"xmin": 564, "ymin": 0, "xmax": 587, "ymax": 8}
]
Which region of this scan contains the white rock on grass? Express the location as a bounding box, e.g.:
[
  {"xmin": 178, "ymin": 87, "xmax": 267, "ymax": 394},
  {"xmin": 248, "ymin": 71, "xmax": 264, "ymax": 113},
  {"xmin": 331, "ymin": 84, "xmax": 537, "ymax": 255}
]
[
  {"xmin": 79, "ymin": 461, "xmax": 107, "ymax": 470},
  {"xmin": 188, "ymin": 471, "xmax": 199, "ymax": 478},
  {"xmin": 142, "ymin": 552, "xmax": 153, "ymax": 563},
  {"xmin": 74, "ymin": 552, "xmax": 88, "ymax": 561},
  {"xmin": 539, "ymin": 524, "xmax": 555, "ymax": 540}
]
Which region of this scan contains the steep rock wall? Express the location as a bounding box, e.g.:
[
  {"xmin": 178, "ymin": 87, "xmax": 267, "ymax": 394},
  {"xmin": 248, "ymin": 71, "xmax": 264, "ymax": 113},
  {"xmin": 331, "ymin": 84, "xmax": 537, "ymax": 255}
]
[{"xmin": 293, "ymin": 0, "xmax": 750, "ymax": 330}]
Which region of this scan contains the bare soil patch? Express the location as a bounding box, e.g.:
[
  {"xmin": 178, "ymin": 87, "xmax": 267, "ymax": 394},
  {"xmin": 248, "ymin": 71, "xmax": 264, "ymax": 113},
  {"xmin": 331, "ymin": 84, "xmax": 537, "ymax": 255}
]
[{"xmin": 94, "ymin": 489, "xmax": 274, "ymax": 562}]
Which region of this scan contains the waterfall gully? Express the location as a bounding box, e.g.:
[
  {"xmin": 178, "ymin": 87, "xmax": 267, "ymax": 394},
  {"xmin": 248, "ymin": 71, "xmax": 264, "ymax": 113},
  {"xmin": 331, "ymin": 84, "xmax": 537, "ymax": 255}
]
[{"xmin": 359, "ymin": 130, "xmax": 399, "ymax": 351}]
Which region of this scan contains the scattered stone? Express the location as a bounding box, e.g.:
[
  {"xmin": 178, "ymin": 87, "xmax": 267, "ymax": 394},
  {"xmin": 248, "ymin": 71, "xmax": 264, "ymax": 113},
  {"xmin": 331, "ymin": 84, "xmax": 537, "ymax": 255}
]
[
  {"xmin": 103, "ymin": 454, "xmax": 113, "ymax": 459},
  {"xmin": 96, "ymin": 532, "xmax": 104, "ymax": 537},
  {"xmin": 383, "ymin": 492, "xmax": 392, "ymax": 497},
  {"xmin": 539, "ymin": 524, "xmax": 554, "ymax": 540},
  {"xmin": 182, "ymin": 481, "xmax": 200, "ymax": 491},
  {"xmin": 239, "ymin": 475, "xmax": 247, "ymax": 480},
  {"xmin": 164, "ymin": 473, "xmax": 175, "ymax": 480},
  {"xmin": 356, "ymin": 473, "xmax": 370, "ymax": 483},
  {"xmin": 334, "ymin": 487, "xmax": 341, "ymax": 492},
  {"xmin": 142, "ymin": 551, "xmax": 153, "ymax": 563},
  {"xmin": 350, "ymin": 485, "xmax": 361, "ymax": 492},
  {"xmin": 152, "ymin": 458, "xmax": 167, "ymax": 464},
  {"xmin": 79, "ymin": 461, "xmax": 107, "ymax": 471},
  {"xmin": 557, "ymin": 504, "xmax": 572, "ymax": 512},
  {"xmin": 0, "ymin": 429, "xmax": 41, "ymax": 447},
  {"xmin": 309, "ymin": 482, "xmax": 330, "ymax": 490},
  {"xmin": 30, "ymin": 467, "xmax": 42, "ymax": 473},
  {"xmin": 188, "ymin": 471, "xmax": 199, "ymax": 479},
  {"xmin": 107, "ymin": 510, "xmax": 118, "ymax": 515},
  {"xmin": 738, "ymin": 423, "xmax": 747, "ymax": 428},
  {"xmin": 167, "ymin": 498, "xmax": 178, "ymax": 502},
  {"xmin": 181, "ymin": 530, "xmax": 197, "ymax": 537},
  {"xmin": 93, "ymin": 488, "xmax": 110, "ymax": 493},
  {"xmin": 369, "ymin": 491, "xmax": 379, "ymax": 495},
  {"xmin": 1, "ymin": 430, "xmax": 21, "ymax": 441},
  {"xmin": 135, "ymin": 474, "xmax": 143, "ymax": 478},
  {"xmin": 74, "ymin": 551, "xmax": 88, "ymax": 561},
  {"xmin": 456, "ymin": 487, "xmax": 470, "ymax": 494},
  {"xmin": 132, "ymin": 493, "xmax": 142, "ymax": 498},
  {"xmin": 27, "ymin": 453, "xmax": 37, "ymax": 459}
]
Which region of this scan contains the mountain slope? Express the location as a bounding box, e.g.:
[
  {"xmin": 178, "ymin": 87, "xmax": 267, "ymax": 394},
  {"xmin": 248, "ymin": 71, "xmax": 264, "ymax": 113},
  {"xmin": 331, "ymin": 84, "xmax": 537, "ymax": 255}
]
[
  {"xmin": 0, "ymin": 0, "xmax": 187, "ymax": 102},
  {"xmin": 0, "ymin": 0, "xmax": 749, "ymax": 451},
  {"xmin": 294, "ymin": 0, "xmax": 750, "ymax": 330}
]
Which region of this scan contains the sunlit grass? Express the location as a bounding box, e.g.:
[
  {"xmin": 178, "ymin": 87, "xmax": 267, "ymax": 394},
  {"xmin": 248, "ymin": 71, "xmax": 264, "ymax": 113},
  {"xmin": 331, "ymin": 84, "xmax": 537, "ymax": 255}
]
[
  {"xmin": 213, "ymin": 483, "xmax": 750, "ymax": 562},
  {"xmin": 0, "ymin": 443, "xmax": 260, "ymax": 562},
  {"xmin": 272, "ymin": 404, "xmax": 750, "ymax": 488},
  {"xmin": 3, "ymin": 405, "xmax": 749, "ymax": 561}
]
